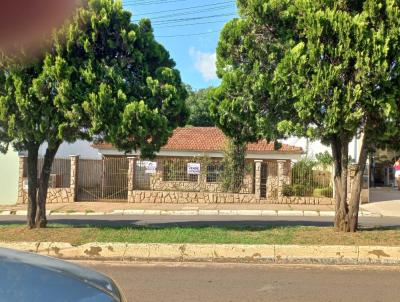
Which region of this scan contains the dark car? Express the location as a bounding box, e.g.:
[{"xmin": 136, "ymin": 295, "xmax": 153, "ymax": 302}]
[{"xmin": 0, "ymin": 247, "xmax": 126, "ymax": 302}]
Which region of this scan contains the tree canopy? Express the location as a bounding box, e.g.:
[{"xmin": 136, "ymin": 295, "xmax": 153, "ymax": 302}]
[
  {"xmin": 0, "ymin": 0, "xmax": 188, "ymax": 227},
  {"xmin": 214, "ymin": 0, "xmax": 400, "ymax": 231},
  {"xmin": 185, "ymin": 86, "xmax": 215, "ymax": 127}
]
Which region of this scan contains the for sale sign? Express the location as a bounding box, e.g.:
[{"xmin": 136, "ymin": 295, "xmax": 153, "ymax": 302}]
[
  {"xmin": 187, "ymin": 163, "xmax": 201, "ymax": 175},
  {"xmin": 144, "ymin": 161, "xmax": 157, "ymax": 174}
]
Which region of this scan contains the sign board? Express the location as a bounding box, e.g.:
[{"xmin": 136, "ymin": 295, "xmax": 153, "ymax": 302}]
[
  {"xmin": 187, "ymin": 163, "xmax": 201, "ymax": 175},
  {"xmin": 144, "ymin": 161, "xmax": 157, "ymax": 174}
]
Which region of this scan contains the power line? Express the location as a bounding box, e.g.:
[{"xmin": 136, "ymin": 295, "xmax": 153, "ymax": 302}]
[
  {"xmin": 155, "ymin": 19, "xmax": 229, "ymax": 28},
  {"xmin": 150, "ymin": 13, "xmax": 235, "ymax": 24},
  {"xmin": 156, "ymin": 30, "xmax": 220, "ymax": 38},
  {"xmin": 124, "ymin": 0, "xmax": 190, "ymax": 6},
  {"xmin": 131, "ymin": 1, "xmax": 235, "ymax": 16},
  {"xmin": 132, "ymin": 4, "xmax": 233, "ymax": 21}
]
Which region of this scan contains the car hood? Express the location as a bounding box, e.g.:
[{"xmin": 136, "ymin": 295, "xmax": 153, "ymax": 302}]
[{"xmin": 0, "ymin": 247, "xmax": 121, "ymax": 301}]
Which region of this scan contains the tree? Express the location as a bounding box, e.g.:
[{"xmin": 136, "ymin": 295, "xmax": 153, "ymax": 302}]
[
  {"xmin": 315, "ymin": 151, "xmax": 334, "ymax": 171},
  {"xmin": 0, "ymin": 0, "xmax": 188, "ymax": 228},
  {"xmin": 220, "ymin": 138, "xmax": 247, "ymax": 193},
  {"xmin": 186, "ymin": 86, "xmax": 215, "ymax": 127},
  {"xmin": 214, "ymin": 0, "xmax": 400, "ymax": 232}
]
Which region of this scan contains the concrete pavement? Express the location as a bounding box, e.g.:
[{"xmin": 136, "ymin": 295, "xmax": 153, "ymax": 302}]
[
  {"xmin": 361, "ymin": 187, "xmax": 400, "ymax": 217},
  {"xmin": 78, "ymin": 261, "xmax": 400, "ymax": 302}
]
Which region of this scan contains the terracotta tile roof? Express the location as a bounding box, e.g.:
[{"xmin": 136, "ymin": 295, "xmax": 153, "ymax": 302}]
[{"xmin": 94, "ymin": 127, "xmax": 303, "ymax": 154}]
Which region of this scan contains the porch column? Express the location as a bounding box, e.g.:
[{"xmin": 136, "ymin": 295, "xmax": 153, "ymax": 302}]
[
  {"xmin": 277, "ymin": 160, "xmax": 287, "ymax": 197},
  {"xmin": 70, "ymin": 155, "xmax": 79, "ymax": 202},
  {"xmin": 127, "ymin": 157, "xmax": 137, "ymax": 202},
  {"xmin": 17, "ymin": 155, "xmax": 27, "ymax": 204},
  {"xmin": 254, "ymin": 160, "xmax": 263, "ymax": 199}
]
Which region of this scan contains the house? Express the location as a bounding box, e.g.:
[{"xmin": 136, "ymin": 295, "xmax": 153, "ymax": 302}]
[
  {"xmin": 16, "ymin": 127, "xmax": 338, "ymax": 205},
  {"xmin": 91, "ymin": 127, "xmax": 308, "ymax": 203}
]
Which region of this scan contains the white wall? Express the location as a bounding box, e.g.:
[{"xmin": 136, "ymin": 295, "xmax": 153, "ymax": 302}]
[
  {"xmin": 0, "ymin": 150, "xmax": 19, "ymax": 205},
  {"xmin": 280, "ymin": 136, "xmax": 360, "ymax": 161},
  {"xmin": 38, "ymin": 140, "xmax": 101, "ymax": 159}
]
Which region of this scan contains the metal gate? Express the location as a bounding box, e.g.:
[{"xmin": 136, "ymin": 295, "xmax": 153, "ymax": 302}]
[{"xmin": 77, "ymin": 157, "xmax": 129, "ymax": 201}]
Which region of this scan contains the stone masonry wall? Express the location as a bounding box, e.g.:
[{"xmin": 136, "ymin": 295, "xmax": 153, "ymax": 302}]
[
  {"xmin": 17, "ymin": 156, "xmax": 77, "ymax": 204},
  {"xmin": 129, "ymin": 190, "xmax": 334, "ymax": 205},
  {"xmin": 129, "ymin": 190, "xmax": 258, "ymax": 204}
]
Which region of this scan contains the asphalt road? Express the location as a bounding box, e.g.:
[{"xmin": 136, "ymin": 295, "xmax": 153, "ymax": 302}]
[
  {"xmin": 0, "ymin": 214, "xmax": 398, "ymax": 228},
  {"xmin": 78, "ymin": 261, "xmax": 400, "ymax": 302}
]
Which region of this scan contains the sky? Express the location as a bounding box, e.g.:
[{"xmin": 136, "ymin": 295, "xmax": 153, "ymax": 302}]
[{"xmin": 122, "ymin": 0, "xmax": 238, "ymax": 89}]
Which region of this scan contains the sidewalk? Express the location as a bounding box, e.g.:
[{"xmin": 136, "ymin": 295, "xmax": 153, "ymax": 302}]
[
  {"xmin": 361, "ymin": 187, "xmax": 400, "ymax": 217},
  {"xmin": 0, "ymin": 202, "xmax": 378, "ymax": 217}
]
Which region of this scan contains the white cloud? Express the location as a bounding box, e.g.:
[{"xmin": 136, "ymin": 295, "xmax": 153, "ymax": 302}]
[{"xmin": 189, "ymin": 47, "xmax": 217, "ymax": 82}]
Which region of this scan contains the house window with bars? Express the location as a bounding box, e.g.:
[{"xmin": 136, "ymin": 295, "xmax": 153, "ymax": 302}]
[
  {"xmin": 163, "ymin": 160, "xmax": 198, "ymax": 182},
  {"xmin": 206, "ymin": 162, "xmax": 224, "ymax": 183}
]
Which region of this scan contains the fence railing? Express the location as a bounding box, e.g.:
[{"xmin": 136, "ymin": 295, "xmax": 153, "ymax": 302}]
[
  {"xmin": 20, "ymin": 156, "xmax": 334, "ymax": 201},
  {"xmin": 23, "ymin": 157, "xmax": 71, "ymax": 188},
  {"xmin": 135, "ymin": 157, "xmax": 254, "ymax": 194},
  {"xmin": 282, "ymin": 161, "xmax": 333, "ymax": 198}
]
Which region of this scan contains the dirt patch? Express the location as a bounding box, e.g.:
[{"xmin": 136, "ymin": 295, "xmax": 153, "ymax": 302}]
[{"xmin": 0, "ymin": 225, "xmax": 97, "ymax": 245}]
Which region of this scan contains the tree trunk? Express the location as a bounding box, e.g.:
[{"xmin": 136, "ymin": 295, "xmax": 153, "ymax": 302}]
[
  {"xmin": 332, "ymin": 136, "xmax": 350, "ymax": 232},
  {"xmin": 348, "ymin": 134, "xmax": 368, "ymax": 232},
  {"xmin": 332, "ymin": 133, "xmax": 369, "ymax": 233},
  {"xmin": 36, "ymin": 141, "xmax": 61, "ymax": 228},
  {"xmin": 27, "ymin": 144, "xmax": 39, "ymax": 229}
]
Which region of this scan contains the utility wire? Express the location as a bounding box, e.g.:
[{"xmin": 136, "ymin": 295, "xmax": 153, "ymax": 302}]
[
  {"xmin": 132, "ymin": 4, "xmax": 233, "ymax": 21},
  {"xmin": 124, "ymin": 0, "xmax": 190, "ymax": 6},
  {"xmin": 156, "ymin": 30, "xmax": 220, "ymax": 38},
  {"xmin": 154, "ymin": 19, "xmax": 229, "ymax": 28},
  {"xmin": 150, "ymin": 13, "xmax": 235, "ymax": 24},
  {"xmin": 132, "ymin": 1, "xmax": 235, "ymax": 16}
]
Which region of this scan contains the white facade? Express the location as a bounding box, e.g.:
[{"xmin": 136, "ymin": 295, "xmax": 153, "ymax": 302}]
[
  {"xmin": 38, "ymin": 140, "xmax": 101, "ymax": 159},
  {"xmin": 281, "ymin": 136, "xmax": 361, "ymax": 162}
]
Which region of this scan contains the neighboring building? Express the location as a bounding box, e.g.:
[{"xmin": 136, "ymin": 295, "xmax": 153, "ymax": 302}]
[
  {"xmin": 281, "ymin": 136, "xmax": 361, "ymax": 161},
  {"xmin": 0, "ymin": 149, "xmax": 19, "ymax": 205}
]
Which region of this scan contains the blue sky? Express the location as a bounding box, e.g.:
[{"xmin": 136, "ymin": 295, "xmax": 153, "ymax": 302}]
[{"xmin": 122, "ymin": 0, "xmax": 238, "ymax": 89}]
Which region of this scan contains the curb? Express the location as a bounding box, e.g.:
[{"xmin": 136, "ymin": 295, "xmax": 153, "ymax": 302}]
[
  {"xmin": 0, "ymin": 209, "xmax": 381, "ymax": 218},
  {"xmin": 1, "ymin": 242, "xmax": 399, "ymax": 265}
]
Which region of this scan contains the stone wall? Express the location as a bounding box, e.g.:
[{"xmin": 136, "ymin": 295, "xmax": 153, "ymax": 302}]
[
  {"xmin": 128, "ymin": 190, "xmax": 334, "ymax": 205},
  {"xmin": 129, "ymin": 190, "xmax": 258, "ymax": 204},
  {"xmin": 270, "ymin": 196, "xmax": 334, "ymax": 205},
  {"xmin": 17, "ymin": 156, "xmax": 78, "ymax": 204}
]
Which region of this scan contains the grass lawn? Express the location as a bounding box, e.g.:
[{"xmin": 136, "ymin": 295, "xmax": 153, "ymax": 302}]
[{"xmin": 1, "ymin": 224, "xmax": 400, "ymax": 246}]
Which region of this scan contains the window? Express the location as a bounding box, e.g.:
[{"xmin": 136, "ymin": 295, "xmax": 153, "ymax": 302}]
[
  {"xmin": 206, "ymin": 163, "xmax": 224, "ymax": 183},
  {"xmin": 163, "ymin": 160, "xmax": 198, "ymax": 182}
]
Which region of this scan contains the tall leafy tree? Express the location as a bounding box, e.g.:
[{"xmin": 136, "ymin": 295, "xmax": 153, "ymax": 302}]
[
  {"xmin": 0, "ymin": 0, "xmax": 187, "ymax": 228},
  {"xmin": 214, "ymin": 0, "xmax": 400, "ymax": 232},
  {"xmin": 186, "ymin": 86, "xmax": 215, "ymax": 127}
]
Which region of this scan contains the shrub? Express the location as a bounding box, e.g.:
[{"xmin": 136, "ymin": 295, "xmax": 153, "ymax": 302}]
[
  {"xmin": 313, "ymin": 187, "xmax": 333, "ymax": 198},
  {"xmin": 282, "ymin": 184, "xmax": 294, "ymax": 196}
]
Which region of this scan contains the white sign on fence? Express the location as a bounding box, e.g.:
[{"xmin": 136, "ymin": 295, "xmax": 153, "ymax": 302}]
[
  {"xmin": 187, "ymin": 163, "xmax": 201, "ymax": 175},
  {"xmin": 144, "ymin": 161, "xmax": 157, "ymax": 174}
]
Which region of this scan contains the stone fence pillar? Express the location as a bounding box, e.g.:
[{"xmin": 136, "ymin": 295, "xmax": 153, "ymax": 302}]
[
  {"xmin": 127, "ymin": 157, "xmax": 137, "ymax": 202},
  {"xmin": 70, "ymin": 155, "xmax": 79, "ymax": 202},
  {"xmin": 254, "ymin": 160, "xmax": 263, "ymax": 199},
  {"xmin": 277, "ymin": 160, "xmax": 287, "ymax": 197},
  {"xmin": 17, "ymin": 156, "xmax": 27, "ymax": 204}
]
